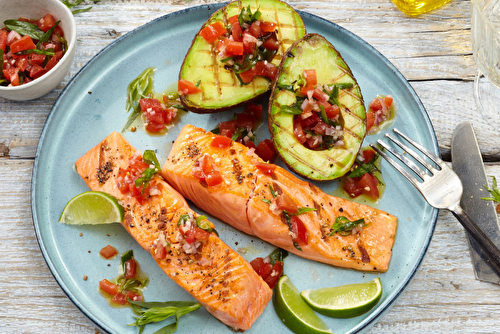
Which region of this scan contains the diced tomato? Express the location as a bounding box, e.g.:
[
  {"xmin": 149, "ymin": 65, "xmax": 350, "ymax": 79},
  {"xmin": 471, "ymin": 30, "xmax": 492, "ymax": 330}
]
[
  {"xmin": 366, "ymin": 111, "xmax": 375, "ymax": 132},
  {"xmin": 358, "ymin": 172, "xmax": 380, "ymax": 200},
  {"xmin": 3, "ymin": 67, "xmax": 20, "ymax": 86},
  {"xmin": 255, "ymin": 61, "xmax": 278, "ymax": 80},
  {"xmin": 242, "ymin": 32, "xmax": 257, "ymax": 54},
  {"xmin": 200, "ymin": 155, "xmax": 215, "ymax": 174},
  {"xmin": 211, "ymin": 135, "xmax": 232, "ymax": 148},
  {"xmin": 206, "ymin": 170, "xmax": 223, "ymax": 186},
  {"xmin": 126, "ymin": 290, "xmax": 143, "ymax": 302},
  {"xmin": 178, "ymin": 79, "xmax": 201, "ymax": 95},
  {"xmin": 200, "ymin": 21, "xmax": 227, "ymax": 44},
  {"xmin": 362, "ymin": 148, "xmax": 377, "ymax": 163},
  {"xmin": 163, "ymin": 108, "xmax": 177, "ymax": 124},
  {"xmin": 153, "ymin": 243, "xmax": 167, "ymax": 260},
  {"xmin": 226, "ymin": 41, "xmax": 244, "ymax": 56},
  {"xmin": 182, "ymin": 225, "xmax": 210, "ymax": 244},
  {"xmin": 369, "ymin": 98, "xmax": 383, "ymax": 112},
  {"xmin": 111, "ymin": 292, "xmax": 127, "ymax": 305},
  {"xmin": 10, "ymin": 35, "xmax": 36, "ymax": 54},
  {"xmin": 385, "ymin": 95, "xmax": 393, "ymax": 107},
  {"xmin": 250, "ymin": 257, "xmax": 273, "ymax": 277},
  {"xmin": 255, "ymin": 139, "xmax": 276, "ymax": 162},
  {"xmin": 218, "ymin": 120, "xmax": 238, "ymax": 138},
  {"xmin": 99, "ymin": 245, "xmax": 118, "ymax": 259},
  {"xmin": 239, "ymin": 68, "xmax": 256, "ymax": 83},
  {"xmin": 29, "ymin": 53, "xmax": 46, "ymax": 66},
  {"xmin": 313, "ymin": 88, "xmax": 329, "ymax": 102},
  {"xmin": 124, "ymin": 259, "xmax": 137, "ymax": 279},
  {"xmin": 263, "ymin": 261, "xmax": 283, "ymax": 289},
  {"xmin": 248, "ymin": 21, "xmax": 261, "ymax": 38},
  {"xmin": 290, "ymin": 216, "xmax": 308, "ymax": 245},
  {"xmin": 228, "ymin": 15, "xmax": 239, "ymax": 25},
  {"xmin": 260, "ymin": 21, "xmax": 277, "ymax": 33},
  {"xmin": 37, "ymin": 13, "xmax": 56, "ymax": 32},
  {"xmin": 29, "ymin": 65, "xmax": 46, "ymax": 79},
  {"xmin": 246, "ymin": 141, "xmax": 257, "ymax": 149},
  {"xmin": 15, "ymin": 55, "xmax": 29, "ymax": 71},
  {"xmin": 343, "ymin": 177, "xmax": 364, "ymax": 198},
  {"xmin": 293, "ymin": 119, "xmax": 307, "ymax": 145},
  {"xmin": 276, "ymin": 192, "xmax": 298, "ymax": 214},
  {"xmin": 0, "ymin": 30, "xmax": 7, "ymax": 52},
  {"xmin": 99, "ymin": 279, "xmax": 119, "ymax": 296},
  {"xmin": 236, "ymin": 113, "xmax": 255, "ymax": 129},
  {"xmin": 300, "ymin": 69, "xmax": 317, "ymax": 95},
  {"xmin": 262, "ymin": 35, "xmax": 279, "ymax": 50},
  {"xmin": 44, "ymin": 55, "xmax": 58, "ymax": 71},
  {"xmin": 145, "ymin": 122, "xmax": 165, "ymax": 133},
  {"xmin": 193, "ymin": 227, "xmax": 211, "ymax": 241},
  {"xmin": 244, "ymin": 103, "xmax": 263, "ymax": 119},
  {"xmin": 256, "ymin": 161, "xmax": 276, "ymax": 175},
  {"xmin": 52, "ymin": 25, "xmax": 64, "ymax": 39},
  {"xmin": 231, "ymin": 22, "xmax": 243, "ymax": 42}
]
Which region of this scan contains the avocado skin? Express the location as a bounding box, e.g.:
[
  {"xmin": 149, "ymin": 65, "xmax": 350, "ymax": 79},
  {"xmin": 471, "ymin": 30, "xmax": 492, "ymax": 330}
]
[
  {"xmin": 179, "ymin": 0, "xmax": 306, "ymax": 114},
  {"xmin": 268, "ymin": 33, "xmax": 367, "ymax": 181}
]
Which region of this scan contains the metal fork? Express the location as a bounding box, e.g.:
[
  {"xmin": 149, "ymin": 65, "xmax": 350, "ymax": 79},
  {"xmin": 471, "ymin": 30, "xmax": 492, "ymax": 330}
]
[{"xmin": 370, "ymin": 128, "xmax": 500, "ymax": 275}]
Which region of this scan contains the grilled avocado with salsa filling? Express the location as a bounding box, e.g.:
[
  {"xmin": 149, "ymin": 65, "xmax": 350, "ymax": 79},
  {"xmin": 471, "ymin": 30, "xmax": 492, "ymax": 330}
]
[
  {"xmin": 268, "ymin": 33, "xmax": 366, "ymax": 181},
  {"xmin": 179, "ymin": 0, "xmax": 305, "ymax": 113}
]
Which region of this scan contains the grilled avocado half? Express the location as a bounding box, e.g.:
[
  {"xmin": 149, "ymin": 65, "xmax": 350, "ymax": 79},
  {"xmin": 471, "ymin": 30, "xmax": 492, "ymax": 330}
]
[
  {"xmin": 268, "ymin": 34, "xmax": 366, "ymax": 181},
  {"xmin": 179, "ymin": 0, "xmax": 305, "ymax": 113}
]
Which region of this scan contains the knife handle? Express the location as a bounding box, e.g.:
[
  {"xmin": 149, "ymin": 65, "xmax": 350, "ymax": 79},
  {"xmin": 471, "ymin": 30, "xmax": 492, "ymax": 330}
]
[{"xmin": 452, "ymin": 206, "xmax": 500, "ymax": 276}]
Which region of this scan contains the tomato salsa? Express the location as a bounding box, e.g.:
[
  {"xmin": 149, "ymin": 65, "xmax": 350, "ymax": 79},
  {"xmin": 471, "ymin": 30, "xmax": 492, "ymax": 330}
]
[
  {"xmin": 1, "ymin": 13, "xmax": 66, "ymax": 86},
  {"xmin": 200, "ymin": 5, "xmax": 279, "ymax": 85},
  {"xmin": 279, "ymin": 69, "xmax": 351, "ymax": 150},
  {"xmin": 366, "ymin": 95, "xmax": 395, "ymax": 134}
]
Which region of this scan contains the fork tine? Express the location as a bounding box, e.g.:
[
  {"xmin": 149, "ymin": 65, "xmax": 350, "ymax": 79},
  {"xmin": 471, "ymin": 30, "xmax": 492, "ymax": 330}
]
[
  {"xmin": 393, "ymin": 128, "xmax": 445, "ymax": 168},
  {"xmin": 376, "ymin": 139, "xmax": 429, "ymax": 180},
  {"xmin": 385, "ymin": 133, "xmax": 439, "ymax": 175},
  {"xmin": 369, "ymin": 143, "xmax": 421, "ymax": 188}
]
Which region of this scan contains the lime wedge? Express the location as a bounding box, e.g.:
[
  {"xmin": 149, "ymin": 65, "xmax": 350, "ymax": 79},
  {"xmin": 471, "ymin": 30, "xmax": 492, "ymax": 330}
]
[
  {"xmin": 59, "ymin": 191, "xmax": 124, "ymax": 225},
  {"xmin": 300, "ymin": 278, "xmax": 382, "ymax": 318},
  {"xmin": 273, "ymin": 275, "xmax": 333, "ymax": 334}
]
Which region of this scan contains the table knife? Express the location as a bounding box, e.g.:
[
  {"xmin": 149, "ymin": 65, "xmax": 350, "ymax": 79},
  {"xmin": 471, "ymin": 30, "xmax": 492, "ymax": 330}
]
[{"xmin": 451, "ymin": 121, "xmax": 500, "ymax": 284}]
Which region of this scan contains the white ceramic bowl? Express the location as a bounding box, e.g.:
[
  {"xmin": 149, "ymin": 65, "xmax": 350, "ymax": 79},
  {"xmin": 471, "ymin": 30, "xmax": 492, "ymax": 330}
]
[{"xmin": 0, "ymin": 0, "xmax": 76, "ymax": 101}]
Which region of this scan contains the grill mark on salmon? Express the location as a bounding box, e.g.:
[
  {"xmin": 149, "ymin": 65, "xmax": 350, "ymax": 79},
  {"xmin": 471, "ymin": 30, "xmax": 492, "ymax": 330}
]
[
  {"xmin": 74, "ymin": 132, "xmax": 272, "ymax": 331},
  {"xmin": 162, "ymin": 125, "xmax": 398, "ymax": 272}
]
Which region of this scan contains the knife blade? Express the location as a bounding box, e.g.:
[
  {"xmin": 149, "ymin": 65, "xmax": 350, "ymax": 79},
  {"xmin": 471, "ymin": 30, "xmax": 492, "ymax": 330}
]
[{"xmin": 451, "ymin": 121, "xmax": 500, "ymax": 284}]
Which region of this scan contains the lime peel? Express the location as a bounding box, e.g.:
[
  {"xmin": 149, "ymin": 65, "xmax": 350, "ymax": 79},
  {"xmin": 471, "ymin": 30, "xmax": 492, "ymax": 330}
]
[
  {"xmin": 300, "ymin": 277, "xmax": 382, "ymax": 318},
  {"xmin": 273, "ymin": 275, "xmax": 333, "ymax": 334},
  {"xmin": 59, "ymin": 191, "xmax": 124, "ymax": 225}
]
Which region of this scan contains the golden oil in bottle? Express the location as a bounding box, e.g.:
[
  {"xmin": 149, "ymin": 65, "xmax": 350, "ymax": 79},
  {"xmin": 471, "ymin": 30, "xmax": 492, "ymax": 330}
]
[{"xmin": 391, "ymin": 0, "xmax": 452, "ymax": 16}]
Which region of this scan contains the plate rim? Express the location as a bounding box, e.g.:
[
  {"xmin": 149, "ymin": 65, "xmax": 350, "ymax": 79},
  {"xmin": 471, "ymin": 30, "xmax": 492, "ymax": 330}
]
[{"xmin": 31, "ymin": 3, "xmax": 439, "ymax": 334}]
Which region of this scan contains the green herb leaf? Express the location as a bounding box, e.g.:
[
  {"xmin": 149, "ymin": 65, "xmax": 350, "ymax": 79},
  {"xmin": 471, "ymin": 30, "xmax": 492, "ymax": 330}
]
[
  {"xmin": 268, "ymin": 248, "xmax": 288, "ymax": 264},
  {"xmin": 281, "ymin": 105, "xmax": 302, "ymax": 115},
  {"xmin": 15, "ymin": 48, "xmax": 55, "ymax": 56},
  {"xmin": 36, "ymin": 21, "xmax": 60, "ymax": 48},
  {"xmin": 4, "ymin": 20, "xmax": 45, "ymax": 40},
  {"xmin": 195, "ymin": 215, "xmax": 218, "ymax": 235},
  {"xmin": 261, "ymin": 198, "xmax": 271, "ymax": 205},
  {"xmin": 269, "ymin": 185, "xmax": 277, "ymax": 198},
  {"xmin": 231, "ymin": 127, "xmax": 246, "ymax": 141},
  {"xmin": 121, "ymin": 250, "xmax": 134, "ymax": 273},
  {"xmin": 482, "ymin": 176, "xmax": 500, "ymax": 202},
  {"xmin": 123, "ymin": 67, "xmax": 155, "ymax": 131},
  {"xmin": 349, "ymin": 154, "xmax": 378, "ymax": 178},
  {"xmin": 135, "ymin": 150, "xmax": 161, "ymax": 194},
  {"xmin": 329, "ymin": 216, "xmax": 367, "ymax": 236},
  {"xmin": 177, "ymin": 214, "xmax": 190, "ymax": 226},
  {"xmin": 294, "ymin": 207, "xmax": 317, "ymax": 215}
]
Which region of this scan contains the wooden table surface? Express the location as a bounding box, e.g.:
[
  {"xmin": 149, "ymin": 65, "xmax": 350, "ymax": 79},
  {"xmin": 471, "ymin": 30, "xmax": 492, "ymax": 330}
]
[{"xmin": 2, "ymin": 0, "xmax": 500, "ymax": 333}]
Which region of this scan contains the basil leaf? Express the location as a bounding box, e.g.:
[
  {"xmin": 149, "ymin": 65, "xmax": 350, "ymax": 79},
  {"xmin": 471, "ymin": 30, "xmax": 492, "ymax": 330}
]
[
  {"xmin": 135, "ymin": 150, "xmax": 161, "ymax": 193},
  {"xmin": 121, "ymin": 109, "xmax": 140, "ymax": 132},
  {"xmin": 15, "ymin": 48, "xmax": 55, "ymax": 56},
  {"xmin": 268, "ymin": 248, "xmax": 288, "ymax": 264},
  {"xmin": 36, "ymin": 21, "xmax": 60, "ymax": 47},
  {"xmin": 143, "ymin": 149, "xmax": 160, "ymax": 170},
  {"xmin": 349, "ymin": 155, "xmax": 377, "ymax": 178},
  {"xmin": 329, "ymin": 217, "xmax": 367, "ymax": 236},
  {"xmin": 482, "ymin": 176, "xmax": 500, "ymax": 202},
  {"xmin": 231, "ymin": 127, "xmax": 245, "ymax": 141},
  {"xmin": 127, "ymin": 301, "xmax": 201, "ymax": 332},
  {"xmin": 125, "ymin": 67, "xmax": 156, "ymax": 113},
  {"xmin": 4, "ymin": 20, "xmax": 44, "ymax": 40},
  {"xmin": 281, "ymin": 105, "xmax": 302, "ymax": 115}
]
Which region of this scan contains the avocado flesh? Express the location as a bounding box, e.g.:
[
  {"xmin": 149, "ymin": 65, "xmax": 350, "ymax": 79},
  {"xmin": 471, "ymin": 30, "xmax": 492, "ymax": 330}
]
[
  {"xmin": 180, "ymin": 0, "xmax": 306, "ymax": 113},
  {"xmin": 269, "ymin": 34, "xmax": 366, "ymax": 181}
]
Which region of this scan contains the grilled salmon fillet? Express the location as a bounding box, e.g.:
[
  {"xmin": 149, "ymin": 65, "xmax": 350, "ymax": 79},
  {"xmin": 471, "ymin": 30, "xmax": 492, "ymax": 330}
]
[
  {"xmin": 74, "ymin": 132, "xmax": 272, "ymax": 331},
  {"xmin": 162, "ymin": 125, "xmax": 398, "ymax": 272}
]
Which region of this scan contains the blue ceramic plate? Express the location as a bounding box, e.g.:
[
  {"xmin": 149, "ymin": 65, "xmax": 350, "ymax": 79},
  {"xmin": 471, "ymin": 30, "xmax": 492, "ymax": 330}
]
[{"xmin": 32, "ymin": 4, "xmax": 438, "ymax": 334}]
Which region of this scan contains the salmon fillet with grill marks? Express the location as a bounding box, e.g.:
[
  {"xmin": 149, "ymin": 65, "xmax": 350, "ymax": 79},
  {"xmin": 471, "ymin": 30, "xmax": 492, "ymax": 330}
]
[
  {"xmin": 74, "ymin": 131, "xmax": 272, "ymax": 331},
  {"xmin": 162, "ymin": 125, "xmax": 398, "ymax": 272}
]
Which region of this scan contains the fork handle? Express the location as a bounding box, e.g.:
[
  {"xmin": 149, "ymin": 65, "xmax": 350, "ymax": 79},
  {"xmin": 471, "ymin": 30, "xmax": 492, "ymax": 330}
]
[{"xmin": 451, "ymin": 206, "xmax": 500, "ymax": 276}]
